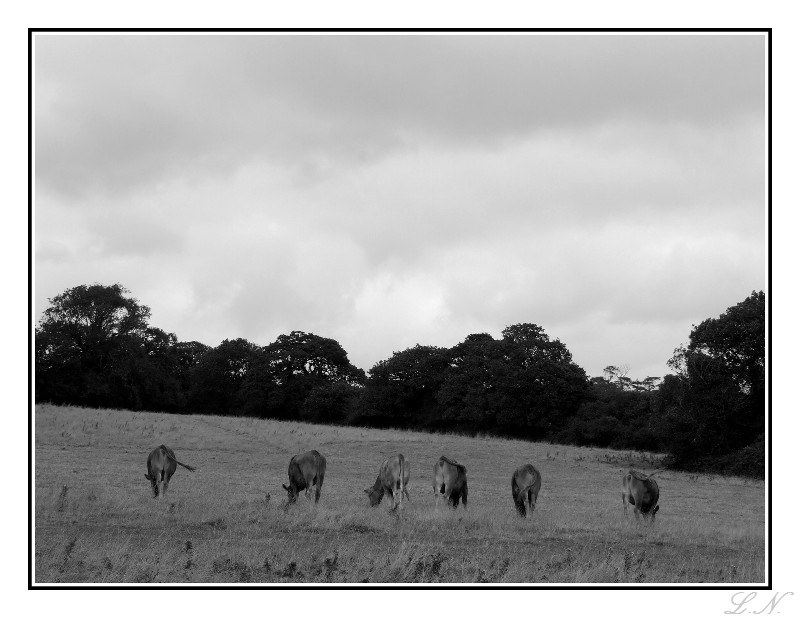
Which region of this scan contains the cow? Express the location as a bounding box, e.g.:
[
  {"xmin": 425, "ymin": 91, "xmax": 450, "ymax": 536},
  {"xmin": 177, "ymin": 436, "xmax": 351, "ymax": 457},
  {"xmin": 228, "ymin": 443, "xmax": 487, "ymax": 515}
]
[
  {"xmin": 283, "ymin": 450, "xmax": 327, "ymax": 504},
  {"xmin": 364, "ymin": 453, "xmax": 410, "ymax": 510},
  {"xmin": 511, "ymin": 463, "xmax": 541, "ymax": 517},
  {"xmin": 621, "ymin": 469, "xmax": 660, "ymax": 521},
  {"xmin": 144, "ymin": 445, "xmax": 196, "ymax": 498},
  {"xmin": 432, "ymin": 456, "xmax": 468, "ymax": 510}
]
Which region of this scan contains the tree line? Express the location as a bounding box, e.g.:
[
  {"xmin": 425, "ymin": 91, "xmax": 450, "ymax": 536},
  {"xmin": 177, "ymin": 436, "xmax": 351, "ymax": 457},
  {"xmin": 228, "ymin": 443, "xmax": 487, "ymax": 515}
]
[{"xmin": 35, "ymin": 284, "xmax": 765, "ymax": 477}]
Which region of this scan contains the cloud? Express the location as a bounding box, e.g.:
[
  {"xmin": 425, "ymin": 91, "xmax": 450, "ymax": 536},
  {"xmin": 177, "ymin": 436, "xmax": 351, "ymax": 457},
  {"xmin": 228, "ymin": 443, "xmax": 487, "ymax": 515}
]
[
  {"xmin": 34, "ymin": 33, "xmax": 766, "ymax": 379},
  {"xmin": 35, "ymin": 35, "xmax": 765, "ymax": 199}
]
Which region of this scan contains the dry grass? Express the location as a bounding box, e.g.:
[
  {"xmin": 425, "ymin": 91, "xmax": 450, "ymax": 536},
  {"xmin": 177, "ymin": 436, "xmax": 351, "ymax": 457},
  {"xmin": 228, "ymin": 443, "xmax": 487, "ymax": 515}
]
[{"xmin": 33, "ymin": 404, "xmax": 765, "ymax": 584}]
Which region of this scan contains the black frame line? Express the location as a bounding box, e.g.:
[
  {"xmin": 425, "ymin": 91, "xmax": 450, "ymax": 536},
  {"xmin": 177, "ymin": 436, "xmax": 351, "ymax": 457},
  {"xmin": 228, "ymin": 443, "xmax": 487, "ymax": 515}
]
[{"xmin": 28, "ymin": 26, "xmax": 772, "ymax": 591}]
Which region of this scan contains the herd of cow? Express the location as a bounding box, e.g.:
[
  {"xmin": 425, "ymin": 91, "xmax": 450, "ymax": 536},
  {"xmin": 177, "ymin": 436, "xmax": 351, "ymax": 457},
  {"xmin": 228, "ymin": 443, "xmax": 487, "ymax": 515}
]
[{"xmin": 145, "ymin": 444, "xmax": 662, "ymax": 520}]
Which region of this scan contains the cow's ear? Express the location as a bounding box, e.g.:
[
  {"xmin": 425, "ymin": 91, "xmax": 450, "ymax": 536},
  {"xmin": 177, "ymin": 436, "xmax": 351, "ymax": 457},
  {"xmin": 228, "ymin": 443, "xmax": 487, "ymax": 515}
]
[
  {"xmin": 364, "ymin": 489, "xmax": 370, "ymax": 494},
  {"xmin": 654, "ymin": 505, "xmax": 660, "ymax": 513},
  {"xmin": 282, "ymin": 484, "xmax": 289, "ymax": 491},
  {"xmin": 144, "ymin": 474, "xmax": 150, "ymax": 480}
]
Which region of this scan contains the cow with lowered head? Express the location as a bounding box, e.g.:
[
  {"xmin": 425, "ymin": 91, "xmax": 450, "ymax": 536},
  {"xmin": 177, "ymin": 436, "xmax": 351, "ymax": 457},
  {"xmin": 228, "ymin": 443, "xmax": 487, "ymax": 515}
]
[
  {"xmin": 621, "ymin": 469, "xmax": 660, "ymax": 521},
  {"xmin": 365, "ymin": 453, "xmax": 410, "ymax": 511},
  {"xmin": 283, "ymin": 450, "xmax": 327, "ymax": 504},
  {"xmin": 432, "ymin": 456, "xmax": 468, "ymax": 510}
]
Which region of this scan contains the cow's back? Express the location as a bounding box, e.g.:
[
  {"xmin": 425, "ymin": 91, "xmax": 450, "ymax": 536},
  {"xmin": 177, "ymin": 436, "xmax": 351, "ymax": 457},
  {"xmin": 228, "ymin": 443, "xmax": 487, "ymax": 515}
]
[
  {"xmin": 623, "ymin": 469, "xmax": 659, "ymax": 512},
  {"xmin": 435, "ymin": 456, "xmax": 466, "ymax": 491},
  {"xmin": 147, "ymin": 445, "xmax": 177, "ymax": 477},
  {"xmin": 381, "ymin": 454, "xmax": 409, "ymax": 489},
  {"xmin": 513, "ymin": 464, "xmax": 541, "ymax": 498},
  {"xmin": 291, "ymin": 450, "xmax": 326, "ymax": 486}
]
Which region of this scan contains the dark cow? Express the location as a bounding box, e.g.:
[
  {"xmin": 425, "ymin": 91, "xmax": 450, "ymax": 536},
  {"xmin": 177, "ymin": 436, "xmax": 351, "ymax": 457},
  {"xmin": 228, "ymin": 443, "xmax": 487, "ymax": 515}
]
[
  {"xmin": 511, "ymin": 463, "xmax": 541, "ymax": 517},
  {"xmin": 283, "ymin": 450, "xmax": 326, "ymax": 504},
  {"xmin": 144, "ymin": 445, "xmax": 196, "ymax": 498},
  {"xmin": 365, "ymin": 453, "xmax": 410, "ymax": 510},
  {"xmin": 621, "ymin": 469, "xmax": 660, "ymax": 521},
  {"xmin": 432, "ymin": 456, "xmax": 468, "ymax": 510}
]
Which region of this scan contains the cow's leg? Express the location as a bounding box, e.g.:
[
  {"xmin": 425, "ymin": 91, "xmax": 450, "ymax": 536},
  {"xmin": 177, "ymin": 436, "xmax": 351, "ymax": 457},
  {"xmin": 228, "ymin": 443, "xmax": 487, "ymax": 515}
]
[
  {"xmin": 314, "ymin": 483, "xmax": 322, "ymax": 503},
  {"xmin": 147, "ymin": 473, "xmax": 158, "ymax": 498},
  {"xmin": 435, "ymin": 483, "xmax": 445, "ymax": 512},
  {"xmin": 156, "ymin": 470, "xmax": 165, "ymax": 499},
  {"xmin": 163, "ymin": 471, "xmax": 175, "ymax": 499},
  {"xmin": 622, "ymin": 493, "xmax": 628, "ymax": 517},
  {"xmin": 443, "ymin": 483, "xmax": 454, "ymax": 509}
]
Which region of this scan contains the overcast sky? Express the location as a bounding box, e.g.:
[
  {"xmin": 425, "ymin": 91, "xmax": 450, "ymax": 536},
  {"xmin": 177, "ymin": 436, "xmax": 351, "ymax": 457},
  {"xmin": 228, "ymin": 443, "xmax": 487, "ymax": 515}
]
[{"xmin": 33, "ymin": 33, "xmax": 766, "ymax": 379}]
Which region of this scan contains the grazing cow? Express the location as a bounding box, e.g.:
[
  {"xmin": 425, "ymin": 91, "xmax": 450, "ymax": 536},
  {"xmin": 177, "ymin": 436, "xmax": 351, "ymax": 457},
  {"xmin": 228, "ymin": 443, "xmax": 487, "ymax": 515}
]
[
  {"xmin": 432, "ymin": 456, "xmax": 468, "ymax": 510},
  {"xmin": 365, "ymin": 454, "xmax": 410, "ymax": 510},
  {"xmin": 511, "ymin": 464, "xmax": 542, "ymax": 517},
  {"xmin": 283, "ymin": 450, "xmax": 327, "ymax": 504},
  {"xmin": 144, "ymin": 445, "xmax": 196, "ymax": 498},
  {"xmin": 621, "ymin": 469, "xmax": 660, "ymax": 521}
]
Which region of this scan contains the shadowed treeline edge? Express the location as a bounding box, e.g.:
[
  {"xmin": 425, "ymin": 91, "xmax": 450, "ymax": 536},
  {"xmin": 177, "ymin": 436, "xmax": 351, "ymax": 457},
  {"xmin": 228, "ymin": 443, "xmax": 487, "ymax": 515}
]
[{"xmin": 35, "ymin": 285, "xmax": 766, "ymax": 478}]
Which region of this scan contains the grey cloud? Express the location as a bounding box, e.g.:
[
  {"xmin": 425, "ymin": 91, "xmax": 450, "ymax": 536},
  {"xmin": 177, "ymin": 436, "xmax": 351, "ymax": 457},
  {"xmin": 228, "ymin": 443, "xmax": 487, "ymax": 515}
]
[
  {"xmin": 34, "ymin": 33, "xmax": 767, "ymax": 380},
  {"xmin": 35, "ymin": 34, "xmax": 764, "ymax": 200},
  {"xmin": 86, "ymin": 213, "xmax": 185, "ymax": 257}
]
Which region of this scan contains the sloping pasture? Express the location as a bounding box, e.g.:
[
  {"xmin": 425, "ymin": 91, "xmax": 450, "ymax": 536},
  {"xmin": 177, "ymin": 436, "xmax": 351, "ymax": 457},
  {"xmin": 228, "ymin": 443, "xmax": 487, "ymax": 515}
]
[{"xmin": 33, "ymin": 404, "xmax": 765, "ymax": 584}]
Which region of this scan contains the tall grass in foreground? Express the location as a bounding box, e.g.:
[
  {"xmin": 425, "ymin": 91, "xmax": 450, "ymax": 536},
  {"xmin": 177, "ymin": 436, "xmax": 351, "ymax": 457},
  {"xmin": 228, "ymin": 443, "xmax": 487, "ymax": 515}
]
[{"xmin": 34, "ymin": 404, "xmax": 765, "ymax": 584}]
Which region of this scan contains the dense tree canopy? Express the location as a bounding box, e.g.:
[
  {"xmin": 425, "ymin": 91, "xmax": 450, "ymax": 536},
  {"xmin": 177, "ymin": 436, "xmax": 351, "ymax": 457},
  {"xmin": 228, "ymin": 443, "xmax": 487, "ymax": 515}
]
[
  {"xmin": 35, "ymin": 283, "xmax": 180, "ymax": 410},
  {"xmin": 187, "ymin": 338, "xmax": 261, "ymax": 415},
  {"xmin": 655, "ymin": 291, "xmax": 765, "ymax": 473},
  {"xmin": 354, "ymin": 345, "xmax": 450, "ymax": 428},
  {"xmin": 35, "ymin": 283, "xmax": 766, "ymax": 477}
]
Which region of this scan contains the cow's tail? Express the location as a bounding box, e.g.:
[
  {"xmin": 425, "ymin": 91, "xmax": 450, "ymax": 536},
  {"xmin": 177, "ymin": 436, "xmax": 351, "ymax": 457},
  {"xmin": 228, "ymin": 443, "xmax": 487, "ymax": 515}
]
[
  {"xmin": 399, "ymin": 454, "xmax": 406, "ymax": 505},
  {"xmin": 314, "ymin": 451, "xmax": 322, "ymax": 502},
  {"xmin": 647, "ymin": 468, "xmax": 666, "ymax": 478},
  {"xmin": 166, "ymin": 451, "xmax": 196, "ymax": 472}
]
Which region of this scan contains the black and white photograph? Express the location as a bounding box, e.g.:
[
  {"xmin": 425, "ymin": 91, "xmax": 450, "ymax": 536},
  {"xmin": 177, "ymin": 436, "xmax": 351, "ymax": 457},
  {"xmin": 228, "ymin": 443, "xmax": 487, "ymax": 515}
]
[{"xmin": 30, "ymin": 29, "xmax": 769, "ymax": 592}]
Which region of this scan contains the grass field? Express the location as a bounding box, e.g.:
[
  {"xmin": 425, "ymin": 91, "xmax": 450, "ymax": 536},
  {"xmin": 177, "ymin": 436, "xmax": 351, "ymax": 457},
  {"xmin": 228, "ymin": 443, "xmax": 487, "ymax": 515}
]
[{"xmin": 33, "ymin": 404, "xmax": 766, "ymax": 585}]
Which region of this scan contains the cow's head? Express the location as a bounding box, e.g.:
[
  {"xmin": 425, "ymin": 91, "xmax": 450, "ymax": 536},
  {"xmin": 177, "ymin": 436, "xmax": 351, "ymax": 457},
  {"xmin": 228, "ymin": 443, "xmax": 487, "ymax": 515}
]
[
  {"xmin": 282, "ymin": 483, "xmax": 298, "ymax": 503},
  {"xmin": 364, "ymin": 487, "xmax": 383, "ymax": 507}
]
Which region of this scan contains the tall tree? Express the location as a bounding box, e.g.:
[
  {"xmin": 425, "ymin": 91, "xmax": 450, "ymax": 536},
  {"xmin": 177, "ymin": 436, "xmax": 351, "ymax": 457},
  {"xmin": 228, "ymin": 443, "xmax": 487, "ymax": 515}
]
[
  {"xmin": 358, "ymin": 345, "xmax": 450, "ymax": 428},
  {"xmin": 688, "ymin": 290, "xmax": 765, "ymax": 427},
  {"xmin": 35, "ymin": 283, "xmax": 178, "ymax": 409},
  {"xmin": 436, "ymin": 334, "xmax": 510, "ymax": 432},
  {"xmin": 175, "ymin": 340, "xmax": 211, "ymax": 401},
  {"xmin": 434, "ymin": 326, "xmax": 589, "ymax": 438},
  {"xmin": 499, "ymin": 324, "xmax": 589, "ymax": 436},
  {"xmin": 656, "ymin": 291, "xmax": 766, "ymax": 472},
  {"xmin": 242, "ymin": 331, "xmax": 365, "ymax": 420},
  {"xmin": 187, "ymin": 338, "xmax": 262, "ymax": 416}
]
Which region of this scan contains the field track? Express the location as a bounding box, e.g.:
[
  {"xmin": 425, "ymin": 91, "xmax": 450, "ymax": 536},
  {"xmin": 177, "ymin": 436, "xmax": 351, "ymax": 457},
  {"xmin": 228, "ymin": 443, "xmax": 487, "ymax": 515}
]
[{"xmin": 34, "ymin": 404, "xmax": 765, "ymax": 584}]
